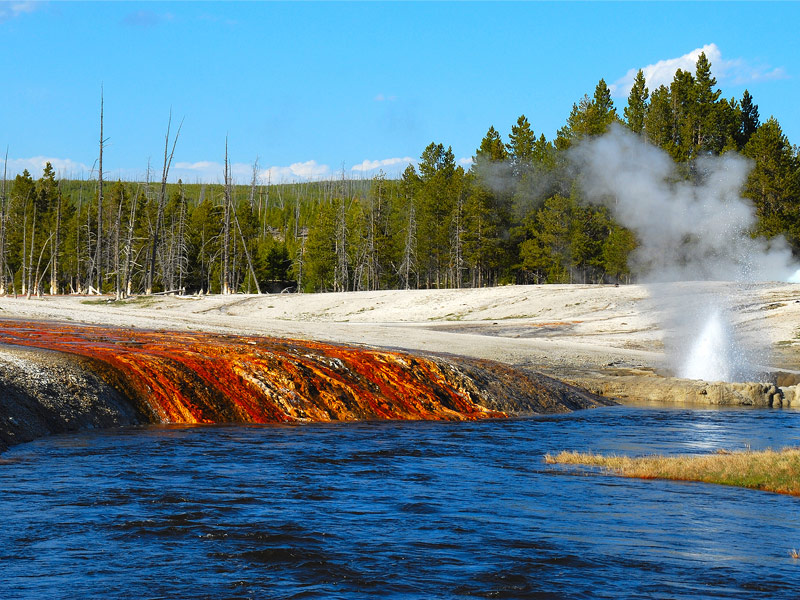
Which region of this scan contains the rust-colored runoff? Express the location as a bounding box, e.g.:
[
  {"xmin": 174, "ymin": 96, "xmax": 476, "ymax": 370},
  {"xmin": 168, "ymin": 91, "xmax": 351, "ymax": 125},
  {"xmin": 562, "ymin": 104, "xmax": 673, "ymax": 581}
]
[{"xmin": 0, "ymin": 320, "xmax": 505, "ymax": 425}]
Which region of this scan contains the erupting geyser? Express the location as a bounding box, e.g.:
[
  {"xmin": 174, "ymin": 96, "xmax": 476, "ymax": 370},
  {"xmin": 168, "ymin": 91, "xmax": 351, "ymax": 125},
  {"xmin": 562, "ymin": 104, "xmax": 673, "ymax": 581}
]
[
  {"xmin": 680, "ymin": 308, "xmax": 737, "ymax": 382},
  {"xmin": 572, "ymin": 125, "xmax": 799, "ymax": 383}
]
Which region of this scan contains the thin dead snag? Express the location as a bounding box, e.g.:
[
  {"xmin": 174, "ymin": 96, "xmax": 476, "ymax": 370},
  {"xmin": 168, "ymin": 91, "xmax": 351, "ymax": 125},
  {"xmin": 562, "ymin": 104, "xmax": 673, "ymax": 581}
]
[
  {"xmin": 146, "ymin": 111, "xmax": 183, "ymax": 295},
  {"xmin": 0, "ymin": 147, "xmax": 7, "ymax": 295},
  {"xmin": 96, "ymin": 86, "xmax": 106, "ymax": 293},
  {"xmin": 222, "ymin": 139, "xmax": 232, "ymax": 295}
]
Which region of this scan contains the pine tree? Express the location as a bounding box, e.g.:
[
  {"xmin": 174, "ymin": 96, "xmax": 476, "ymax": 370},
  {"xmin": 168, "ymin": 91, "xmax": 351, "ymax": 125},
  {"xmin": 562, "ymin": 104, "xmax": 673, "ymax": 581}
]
[
  {"xmin": 507, "ymin": 115, "xmax": 536, "ymax": 179},
  {"xmin": 416, "ymin": 142, "xmax": 459, "ymax": 287},
  {"xmin": 736, "ymin": 89, "xmax": 760, "ymax": 149},
  {"xmin": 643, "ymin": 85, "xmax": 673, "ymax": 150},
  {"xmin": 556, "ymin": 79, "xmax": 619, "ymax": 149},
  {"xmin": 624, "ymin": 70, "xmax": 649, "ymax": 134},
  {"xmin": 743, "ymin": 117, "xmax": 800, "ymax": 243}
]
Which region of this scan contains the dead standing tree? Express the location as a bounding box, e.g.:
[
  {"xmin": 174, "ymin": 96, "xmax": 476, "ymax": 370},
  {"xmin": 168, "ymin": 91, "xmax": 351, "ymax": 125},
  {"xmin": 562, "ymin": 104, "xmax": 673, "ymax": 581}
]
[
  {"xmin": 0, "ymin": 148, "xmax": 7, "ymax": 295},
  {"xmin": 95, "ymin": 86, "xmax": 108, "ymax": 294},
  {"xmin": 49, "ymin": 181, "xmax": 62, "ymax": 295},
  {"xmin": 146, "ymin": 111, "xmax": 183, "ymax": 295},
  {"xmin": 232, "ymin": 162, "xmax": 261, "ymax": 295},
  {"xmin": 222, "ymin": 140, "xmax": 232, "ymax": 294}
]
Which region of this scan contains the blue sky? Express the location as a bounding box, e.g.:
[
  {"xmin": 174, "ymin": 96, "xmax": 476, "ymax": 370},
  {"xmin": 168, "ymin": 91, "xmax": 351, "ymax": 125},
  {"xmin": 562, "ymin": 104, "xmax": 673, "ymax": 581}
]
[{"xmin": 2, "ymin": 1, "xmax": 799, "ymax": 184}]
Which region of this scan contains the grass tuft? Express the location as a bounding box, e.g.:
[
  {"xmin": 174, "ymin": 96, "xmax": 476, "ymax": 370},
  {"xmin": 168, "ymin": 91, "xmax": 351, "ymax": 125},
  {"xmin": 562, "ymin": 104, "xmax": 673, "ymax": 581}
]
[{"xmin": 545, "ymin": 447, "xmax": 800, "ymax": 496}]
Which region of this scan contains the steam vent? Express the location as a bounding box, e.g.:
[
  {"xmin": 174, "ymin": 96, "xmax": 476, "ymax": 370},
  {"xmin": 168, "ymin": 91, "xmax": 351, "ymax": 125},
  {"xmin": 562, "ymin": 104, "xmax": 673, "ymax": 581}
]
[{"xmin": 0, "ymin": 321, "xmax": 610, "ymax": 452}]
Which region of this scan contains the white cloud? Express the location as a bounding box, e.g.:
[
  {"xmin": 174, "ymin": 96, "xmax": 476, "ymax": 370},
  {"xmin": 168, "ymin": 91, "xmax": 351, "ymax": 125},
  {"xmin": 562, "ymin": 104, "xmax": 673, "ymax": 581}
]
[
  {"xmin": 351, "ymin": 157, "xmax": 414, "ymax": 174},
  {"xmin": 173, "ymin": 160, "xmax": 285, "ymax": 183},
  {"xmin": 170, "ymin": 159, "xmax": 335, "ymax": 183},
  {"xmin": 0, "ymin": 1, "xmax": 38, "ymax": 22},
  {"xmin": 611, "ymin": 43, "xmax": 788, "ymax": 97},
  {"xmin": 3, "ymin": 156, "xmax": 91, "ymax": 178},
  {"xmin": 374, "ymin": 94, "xmax": 397, "ymax": 102},
  {"xmin": 459, "ymin": 157, "xmax": 474, "ymax": 168},
  {"xmin": 262, "ymin": 160, "xmax": 331, "ymax": 182},
  {"xmin": 174, "ymin": 160, "xmax": 217, "ymax": 172}
]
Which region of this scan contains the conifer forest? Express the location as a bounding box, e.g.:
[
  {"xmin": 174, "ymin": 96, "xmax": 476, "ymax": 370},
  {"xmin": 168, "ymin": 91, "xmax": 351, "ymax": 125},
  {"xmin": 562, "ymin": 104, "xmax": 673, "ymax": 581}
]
[{"xmin": 2, "ymin": 53, "xmax": 798, "ymax": 297}]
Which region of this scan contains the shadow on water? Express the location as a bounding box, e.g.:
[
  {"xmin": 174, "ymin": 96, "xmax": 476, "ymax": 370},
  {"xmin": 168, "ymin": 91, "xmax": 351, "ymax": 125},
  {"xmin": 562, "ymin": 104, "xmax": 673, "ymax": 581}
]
[{"xmin": 1, "ymin": 405, "xmax": 800, "ymax": 599}]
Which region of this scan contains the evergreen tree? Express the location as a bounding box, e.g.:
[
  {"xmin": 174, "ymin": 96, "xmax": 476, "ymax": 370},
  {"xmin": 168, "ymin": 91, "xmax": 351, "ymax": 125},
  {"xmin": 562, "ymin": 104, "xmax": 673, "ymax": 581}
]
[
  {"xmin": 736, "ymin": 89, "xmax": 760, "ymax": 149},
  {"xmin": 556, "ymin": 79, "xmax": 619, "ymax": 149},
  {"xmin": 416, "ymin": 142, "xmax": 460, "ymax": 287},
  {"xmin": 507, "ymin": 115, "xmax": 536, "ymax": 179},
  {"xmin": 643, "ymin": 84, "xmax": 673, "ymax": 150},
  {"xmin": 743, "ymin": 117, "xmax": 800, "ymax": 243},
  {"xmin": 602, "ymin": 225, "xmax": 637, "ymax": 283},
  {"xmin": 624, "ymin": 70, "xmax": 649, "ymax": 134}
]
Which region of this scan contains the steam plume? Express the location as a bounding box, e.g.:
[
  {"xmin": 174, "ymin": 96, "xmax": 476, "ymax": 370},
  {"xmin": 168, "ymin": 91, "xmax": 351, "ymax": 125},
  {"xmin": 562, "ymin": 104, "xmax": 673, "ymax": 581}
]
[
  {"xmin": 571, "ymin": 124, "xmax": 795, "ymax": 283},
  {"xmin": 571, "ymin": 125, "xmax": 797, "ymax": 381}
]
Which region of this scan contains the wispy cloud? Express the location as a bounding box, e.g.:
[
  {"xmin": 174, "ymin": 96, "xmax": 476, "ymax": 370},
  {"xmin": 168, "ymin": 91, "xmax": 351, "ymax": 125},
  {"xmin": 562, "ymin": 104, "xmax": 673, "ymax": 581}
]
[
  {"xmin": 3, "ymin": 155, "xmax": 91, "ymax": 178},
  {"xmin": 351, "ymin": 157, "xmax": 414, "ymax": 174},
  {"xmin": 122, "ymin": 10, "xmax": 173, "ymax": 28},
  {"xmin": 0, "ymin": 0, "xmax": 39, "ymax": 22},
  {"xmin": 173, "ymin": 159, "xmax": 332, "ymax": 183},
  {"xmin": 611, "ymin": 43, "xmax": 788, "ymax": 97},
  {"xmin": 374, "ymin": 94, "xmax": 397, "ymax": 102},
  {"xmin": 262, "ymin": 160, "xmax": 331, "ymax": 182}
]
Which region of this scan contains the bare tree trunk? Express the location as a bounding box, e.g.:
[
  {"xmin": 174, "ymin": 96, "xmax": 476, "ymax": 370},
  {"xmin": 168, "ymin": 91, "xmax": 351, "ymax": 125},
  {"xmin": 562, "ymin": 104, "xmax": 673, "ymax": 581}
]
[
  {"xmin": 146, "ymin": 111, "xmax": 183, "ymax": 294},
  {"xmin": 49, "ymin": 184, "xmax": 62, "ymax": 295},
  {"xmin": 21, "ymin": 203, "xmax": 28, "ymax": 297},
  {"xmin": 34, "ymin": 232, "xmax": 54, "ymax": 299},
  {"xmin": 231, "ymin": 196, "xmax": 261, "ymax": 294},
  {"xmin": 0, "ymin": 147, "xmax": 7, "ymax": 295},
  {"xmin": 177, "ymin": 185, "xmax": 187, "ymax": 293},
  {"xmin": 222, "ymin": 140, "xmax": 232, "ymax": 295},
  {"xmin": 248, "ymin": 158, "xmax": 259, "ymax": 208},
  {"xmin": 451, "ymin": 189, "xmax": 464, "ymax": 289},
  {"xmin": 96, "ymin": 86, "xmax": 105, "ymax": 293},
  {"xmin": 114, "ymin": 187, "xmax": 124, "ymax": 299},
  {"xmin": 123, "ymin": 186, "xmax": 138, "ymax": 298},
  {"xmin": 26, "ymin": 207, "xmax": 36, "ymax": 299},
  {"xmin": 400, "ymin": 200, "xmax": 417, "ymax": 290},
  {"xmin": 75, "ymin": 179, "xmax": 84, "ymax": 294},
  {"xmin": 334, "ymin": 171, "xmax": 349, "ymax": 292},
  {"xmin": 295, "ymin": 234, "xmax": 305, "ymax": 292}
]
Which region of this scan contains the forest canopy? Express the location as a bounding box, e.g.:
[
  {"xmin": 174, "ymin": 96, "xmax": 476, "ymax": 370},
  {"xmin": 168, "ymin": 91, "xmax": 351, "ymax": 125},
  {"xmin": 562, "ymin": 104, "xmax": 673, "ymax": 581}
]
[{"xmin": 2, "ymin": 52, "xmax": 798, "ymax": 297}]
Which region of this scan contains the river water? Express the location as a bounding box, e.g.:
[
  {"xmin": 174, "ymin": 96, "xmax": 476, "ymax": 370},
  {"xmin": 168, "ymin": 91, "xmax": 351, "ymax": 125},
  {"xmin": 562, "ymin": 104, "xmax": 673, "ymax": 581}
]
[{"xmin": 1, "ymin": 405, "xmax": 799, "ymax": 599}]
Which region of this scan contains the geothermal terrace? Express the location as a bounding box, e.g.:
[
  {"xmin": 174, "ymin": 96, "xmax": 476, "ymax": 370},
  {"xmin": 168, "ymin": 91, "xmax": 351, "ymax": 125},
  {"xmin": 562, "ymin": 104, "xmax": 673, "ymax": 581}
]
[
  {"xmin": 1, "ymin": 282, "xmax": 799, "ymax": 372},
  {"xmin": 1, "ymin": 282, "xmax": 799, "ymax": 450}
]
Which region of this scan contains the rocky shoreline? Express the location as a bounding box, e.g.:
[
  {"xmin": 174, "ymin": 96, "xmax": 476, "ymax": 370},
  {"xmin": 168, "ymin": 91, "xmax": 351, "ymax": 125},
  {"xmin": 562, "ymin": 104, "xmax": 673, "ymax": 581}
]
[
  {"xmin": 0, "ymin": 344, "xmax": 145, "ymax": 452},
  {"xmin": 0, "ymin": 330, "xmax": 612, "ymax": 454},
  {"xmin": 558, "ymin": 367, "xmax": 799, "ymax": 408}
]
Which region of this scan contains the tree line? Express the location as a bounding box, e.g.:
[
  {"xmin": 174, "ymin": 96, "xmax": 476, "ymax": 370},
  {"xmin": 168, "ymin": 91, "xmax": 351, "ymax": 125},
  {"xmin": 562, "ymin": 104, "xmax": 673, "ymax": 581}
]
[{"xmin": 1, "ymin": 52, "xmax": 798, "ymax": 297}]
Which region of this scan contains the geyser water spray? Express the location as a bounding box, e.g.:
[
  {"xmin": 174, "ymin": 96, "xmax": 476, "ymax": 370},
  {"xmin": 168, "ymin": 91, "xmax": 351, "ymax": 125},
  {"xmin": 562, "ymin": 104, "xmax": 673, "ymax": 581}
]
[{"xmin": 572, "ymin": 125, "xmax": 797, "ymax": 382}]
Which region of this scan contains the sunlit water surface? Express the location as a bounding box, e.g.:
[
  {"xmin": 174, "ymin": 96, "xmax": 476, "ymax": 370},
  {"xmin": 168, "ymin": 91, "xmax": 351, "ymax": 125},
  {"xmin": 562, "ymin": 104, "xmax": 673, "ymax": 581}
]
[{"xmin": 2, "ymin": 405, "xmax": 800, "ymax": 599}]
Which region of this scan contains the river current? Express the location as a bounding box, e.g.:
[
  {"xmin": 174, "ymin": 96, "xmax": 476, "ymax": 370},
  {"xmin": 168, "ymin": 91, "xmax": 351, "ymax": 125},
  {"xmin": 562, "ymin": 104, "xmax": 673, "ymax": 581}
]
[{"xmin": 2, "ymin": 405, "xmax": 799, "ymax": 599}]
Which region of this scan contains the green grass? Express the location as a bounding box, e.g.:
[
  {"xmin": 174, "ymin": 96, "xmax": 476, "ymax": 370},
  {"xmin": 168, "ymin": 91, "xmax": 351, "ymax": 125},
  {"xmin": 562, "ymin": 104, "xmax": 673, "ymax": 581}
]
[{"xmin": 545, "ymin": 447, "xmax": 800, "ymax": 496}]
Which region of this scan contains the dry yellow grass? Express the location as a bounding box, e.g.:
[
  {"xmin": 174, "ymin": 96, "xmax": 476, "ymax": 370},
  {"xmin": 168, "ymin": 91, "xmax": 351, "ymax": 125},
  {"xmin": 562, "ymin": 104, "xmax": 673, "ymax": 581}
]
[{"xmin": 544, "ymin": 447, "xmax": 800, "ymax": 496}]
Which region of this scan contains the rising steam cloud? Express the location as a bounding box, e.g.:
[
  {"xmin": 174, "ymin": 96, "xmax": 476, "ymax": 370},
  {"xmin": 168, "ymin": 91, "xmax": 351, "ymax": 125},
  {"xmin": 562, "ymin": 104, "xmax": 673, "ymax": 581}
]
[
  {"xmin": 571, "ymin": 125, "xmax": 798, "ymax": 381},
  {"xmin": 571, "ymin": 123, "xmax": 796, "ymax": 283}
]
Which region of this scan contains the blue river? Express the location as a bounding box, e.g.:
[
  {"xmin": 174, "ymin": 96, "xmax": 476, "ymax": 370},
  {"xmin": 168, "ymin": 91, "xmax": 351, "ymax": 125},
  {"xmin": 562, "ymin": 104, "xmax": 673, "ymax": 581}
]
[{"xmin": 2, "ymin": 405, "xmax": 800, "ymax": 599}]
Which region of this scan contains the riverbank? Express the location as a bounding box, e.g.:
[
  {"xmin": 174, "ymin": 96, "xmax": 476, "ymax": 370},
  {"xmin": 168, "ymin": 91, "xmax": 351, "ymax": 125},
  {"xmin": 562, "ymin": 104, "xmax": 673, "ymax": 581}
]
[
  {"xmin": 1, "ymin": 282, "xmax": 799, "ymax": 395},
  {"xmin": 0, "ymin": 320, "xmax": 612, "ymax": 453},
  {"xmin": 545, "ymin": 447, "xmax": 800, "ymax": 496},
  {"xmin": 2, "ymin": 282, "xmax": 800, "ymax": 453}
]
